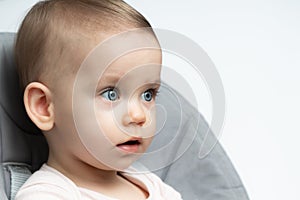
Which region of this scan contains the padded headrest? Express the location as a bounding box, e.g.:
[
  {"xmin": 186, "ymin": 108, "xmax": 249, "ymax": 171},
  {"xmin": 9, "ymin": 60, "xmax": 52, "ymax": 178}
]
[
  {"xmin": 0, "ymin": 32, "xmax": 41, "ymax": 135},
  {"xmin": 0, "ymin": 32, "xmax": 48, "ymax": 170}
]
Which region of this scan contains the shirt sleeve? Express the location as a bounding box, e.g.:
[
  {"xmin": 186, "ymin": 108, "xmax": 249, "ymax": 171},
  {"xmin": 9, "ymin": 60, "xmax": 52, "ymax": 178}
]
[{"xmin": 15, "ymin": 183, "xmax": 77, "ymax": 200}]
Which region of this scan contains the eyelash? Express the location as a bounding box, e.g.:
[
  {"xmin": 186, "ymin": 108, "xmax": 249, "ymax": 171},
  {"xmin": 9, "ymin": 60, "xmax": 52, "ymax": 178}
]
[
  {"xmin": 146, "ymin": 88, "xmax": 160, "ymax": 100},
  {"xmin": 100, "ymin": 87, "xmax": 119, "ymax": 101},
  {"xmin": 99, "ymin": 87, "xmax": 159, "ymax": 102}
]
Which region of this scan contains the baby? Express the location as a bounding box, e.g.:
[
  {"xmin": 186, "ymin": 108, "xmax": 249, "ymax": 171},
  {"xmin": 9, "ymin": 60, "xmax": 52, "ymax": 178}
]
[{"xmin": 14, "ymin": 0, "xmax": 182, "ymax": 199}]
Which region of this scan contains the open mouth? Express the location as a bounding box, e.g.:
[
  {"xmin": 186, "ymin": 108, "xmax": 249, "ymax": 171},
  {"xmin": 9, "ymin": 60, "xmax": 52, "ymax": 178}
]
[{"xmin": 116, "ymin": 139, "xmax": 141, "ymax": 153}]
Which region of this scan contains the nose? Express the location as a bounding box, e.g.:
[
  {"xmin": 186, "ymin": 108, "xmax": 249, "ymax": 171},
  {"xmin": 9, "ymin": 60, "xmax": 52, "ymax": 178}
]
[{"xmin": 123, "ymin": 99, "xmax": 146, "ymax": 126}]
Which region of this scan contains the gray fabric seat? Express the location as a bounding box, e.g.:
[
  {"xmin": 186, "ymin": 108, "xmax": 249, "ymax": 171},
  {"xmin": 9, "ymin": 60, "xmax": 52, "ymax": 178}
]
[
  {"xmin": 0, "ymin": 32, "xmax": 48, "ymax": 200},
  {"xmin": 0, "ymin": 32, "xmax": 249, "ymax": 200}
]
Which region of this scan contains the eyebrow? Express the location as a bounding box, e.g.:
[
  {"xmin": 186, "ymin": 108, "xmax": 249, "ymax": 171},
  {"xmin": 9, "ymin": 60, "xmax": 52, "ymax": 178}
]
[
  {"xmin": 99, "ymin": 70, "xmax": 124, "ymax": 84},
  {"xmin": 98, "ymin": 72, "xmax": 123, "ymax": 84},
  {"xmin": 100, "ymin": 75, "xmax": 160, "ymax": 84},
  {"xmin": 98, "ymin": 69, "xmax": 161, "ymax": 89}
]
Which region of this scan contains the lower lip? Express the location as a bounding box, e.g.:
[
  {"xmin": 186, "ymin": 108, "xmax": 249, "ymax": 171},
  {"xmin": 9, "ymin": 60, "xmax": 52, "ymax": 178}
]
[{"xmin": 117, "ymin": 144, "xmax": 140, "ymax": 153}]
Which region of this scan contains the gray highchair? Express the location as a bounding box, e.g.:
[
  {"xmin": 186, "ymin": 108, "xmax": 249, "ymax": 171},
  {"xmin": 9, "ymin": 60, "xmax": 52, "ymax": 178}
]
[{"xmin": 0, "ymin": 32, "xmax": 249, "ymax": 200}]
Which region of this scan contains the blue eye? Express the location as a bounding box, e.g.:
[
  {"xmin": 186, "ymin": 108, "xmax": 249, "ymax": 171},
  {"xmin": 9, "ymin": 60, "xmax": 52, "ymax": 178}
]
[
  {"xmin": 141, "ymin": 89, "xmax": 154, "ymax": 102},
  {"xmin": 101, "ymin": 89, "xmax": 119, "ymax": 101}
]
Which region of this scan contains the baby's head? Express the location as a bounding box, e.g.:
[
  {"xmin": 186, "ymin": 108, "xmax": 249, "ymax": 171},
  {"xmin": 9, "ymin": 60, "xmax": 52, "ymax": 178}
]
[
  {"xmin": 15, "ymin": 0, "xmax": 162, "ymax": 170},
  {"xmin": 16, "ymin": 0, "xmax": 155, "ymax": 89}
]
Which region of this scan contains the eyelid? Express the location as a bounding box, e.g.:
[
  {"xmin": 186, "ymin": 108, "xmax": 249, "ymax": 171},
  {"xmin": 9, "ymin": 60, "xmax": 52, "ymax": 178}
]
[
  {"xmin": 97, "ymin": 84, "xmax": 160, "ymax": 99},
  {"xmin": 152, "ymin": 88, "xmax": 160, "ymax": 98},
  {"xmin": 99, "ymin": 87, "xmax": 120, "ymax": 102},
  {"xmin": 98, "ymin": 86, "xmax": 118, "ymax": 95},
  {"xmin": 143, "ymin": 87, "xmax": 160, "ymax": 100}
]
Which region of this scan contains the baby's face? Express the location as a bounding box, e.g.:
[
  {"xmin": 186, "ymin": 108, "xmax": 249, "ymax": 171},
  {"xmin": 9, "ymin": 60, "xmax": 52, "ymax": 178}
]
[
  {"xmin": 52, "ymin": 31, "xmax": 162, "ymax": 170},
  {"xmin": 94, "ymin": 49, "xmax": 161, "ymax": 154}
]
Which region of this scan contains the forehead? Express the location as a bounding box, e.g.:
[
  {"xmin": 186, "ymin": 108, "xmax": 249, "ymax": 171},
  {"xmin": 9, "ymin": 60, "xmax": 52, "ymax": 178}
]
[
  {"xmin": 105, "ymin": 48, "xmax": 162, "ymax": 75},
  {"xmin": 71, "ymin": 30, "xmax": 161, "ymax": 91},
  {"xmin": 99, "ymin": 49, "xmax": 162, "ymax": 88}
]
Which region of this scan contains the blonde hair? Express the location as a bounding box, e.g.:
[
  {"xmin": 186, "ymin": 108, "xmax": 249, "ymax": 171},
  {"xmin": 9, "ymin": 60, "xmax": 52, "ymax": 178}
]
[{"xmin": 15, "ymin": 0, "xmax": 152, "ymax": 89}]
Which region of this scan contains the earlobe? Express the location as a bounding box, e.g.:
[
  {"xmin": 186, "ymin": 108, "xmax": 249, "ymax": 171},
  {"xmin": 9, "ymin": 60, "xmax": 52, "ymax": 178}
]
[{"xmin": 24, "ymin": 82, "xmax": 54, "ymax": 131}]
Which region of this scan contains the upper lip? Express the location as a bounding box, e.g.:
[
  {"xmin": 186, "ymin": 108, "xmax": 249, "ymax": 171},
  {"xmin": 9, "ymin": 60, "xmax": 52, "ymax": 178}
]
[{"xmin": 116, "ymin": 137, "xmax": 142, "ymax": 146}]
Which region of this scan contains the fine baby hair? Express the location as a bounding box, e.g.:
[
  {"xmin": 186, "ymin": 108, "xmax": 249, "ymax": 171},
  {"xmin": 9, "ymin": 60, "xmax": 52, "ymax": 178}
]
[{"xmin": 15, "ymin": 0, "xmax": 153, "ymax": 90}]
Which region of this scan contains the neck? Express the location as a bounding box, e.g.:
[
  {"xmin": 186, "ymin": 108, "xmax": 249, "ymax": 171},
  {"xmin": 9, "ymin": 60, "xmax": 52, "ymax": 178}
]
[{"xmin": 47, "ymin": 147, "xmax": 121, "ymax": 188}]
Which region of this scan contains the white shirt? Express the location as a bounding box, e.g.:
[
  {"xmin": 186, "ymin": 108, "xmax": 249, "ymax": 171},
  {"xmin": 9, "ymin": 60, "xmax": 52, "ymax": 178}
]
[{"xmin": 15, "ymin": 164, "xmax": 182, "ymax": 200}]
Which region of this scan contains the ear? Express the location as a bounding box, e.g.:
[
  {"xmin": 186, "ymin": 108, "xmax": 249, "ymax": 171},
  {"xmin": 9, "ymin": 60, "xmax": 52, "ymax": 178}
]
[{"xmin": 24, "ymin": 82, "xmax": 54, "ymax": 131}]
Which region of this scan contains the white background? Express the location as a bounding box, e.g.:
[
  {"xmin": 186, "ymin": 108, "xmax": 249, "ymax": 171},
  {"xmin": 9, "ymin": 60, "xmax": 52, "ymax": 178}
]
[{"xmin": 1, "ymin": 0, "xmax": 300, "ymax": 199}]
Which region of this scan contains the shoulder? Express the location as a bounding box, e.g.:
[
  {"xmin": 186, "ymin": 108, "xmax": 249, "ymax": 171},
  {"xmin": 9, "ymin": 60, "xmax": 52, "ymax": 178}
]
[
  {"xmin": 123, "ymin": 167, "xmax": 182, "ymax": 199},
  {"xmin": 15, "ymin": 164, "xmax": 81, "ymax": 200},
  {"xmin": 144, "ymin": 172, "xmax": 182, "ymax": 199}
]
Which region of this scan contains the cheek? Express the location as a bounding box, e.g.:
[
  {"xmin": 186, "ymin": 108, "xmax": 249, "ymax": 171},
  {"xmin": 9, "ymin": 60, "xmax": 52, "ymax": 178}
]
[
  {"xmin": 145, "ymin": 103, "xmax": 157, "ymax": 135},
  {"xmin": 54, "ymin": 96, "xmax": 74, "ymax": 132},
  {"xmin": 94, "ymin": 104, "xmax": 121, "ymax": 142},
  {"xmin": 95, "ymin": 110, "xmax": 115, "ymax": 132}
]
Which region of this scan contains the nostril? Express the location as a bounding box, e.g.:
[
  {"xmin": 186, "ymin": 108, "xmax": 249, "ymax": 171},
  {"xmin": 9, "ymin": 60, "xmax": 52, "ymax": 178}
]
[{"xmin": 136, "ymin": 120, "xmax": 145, "ymax": 126}]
